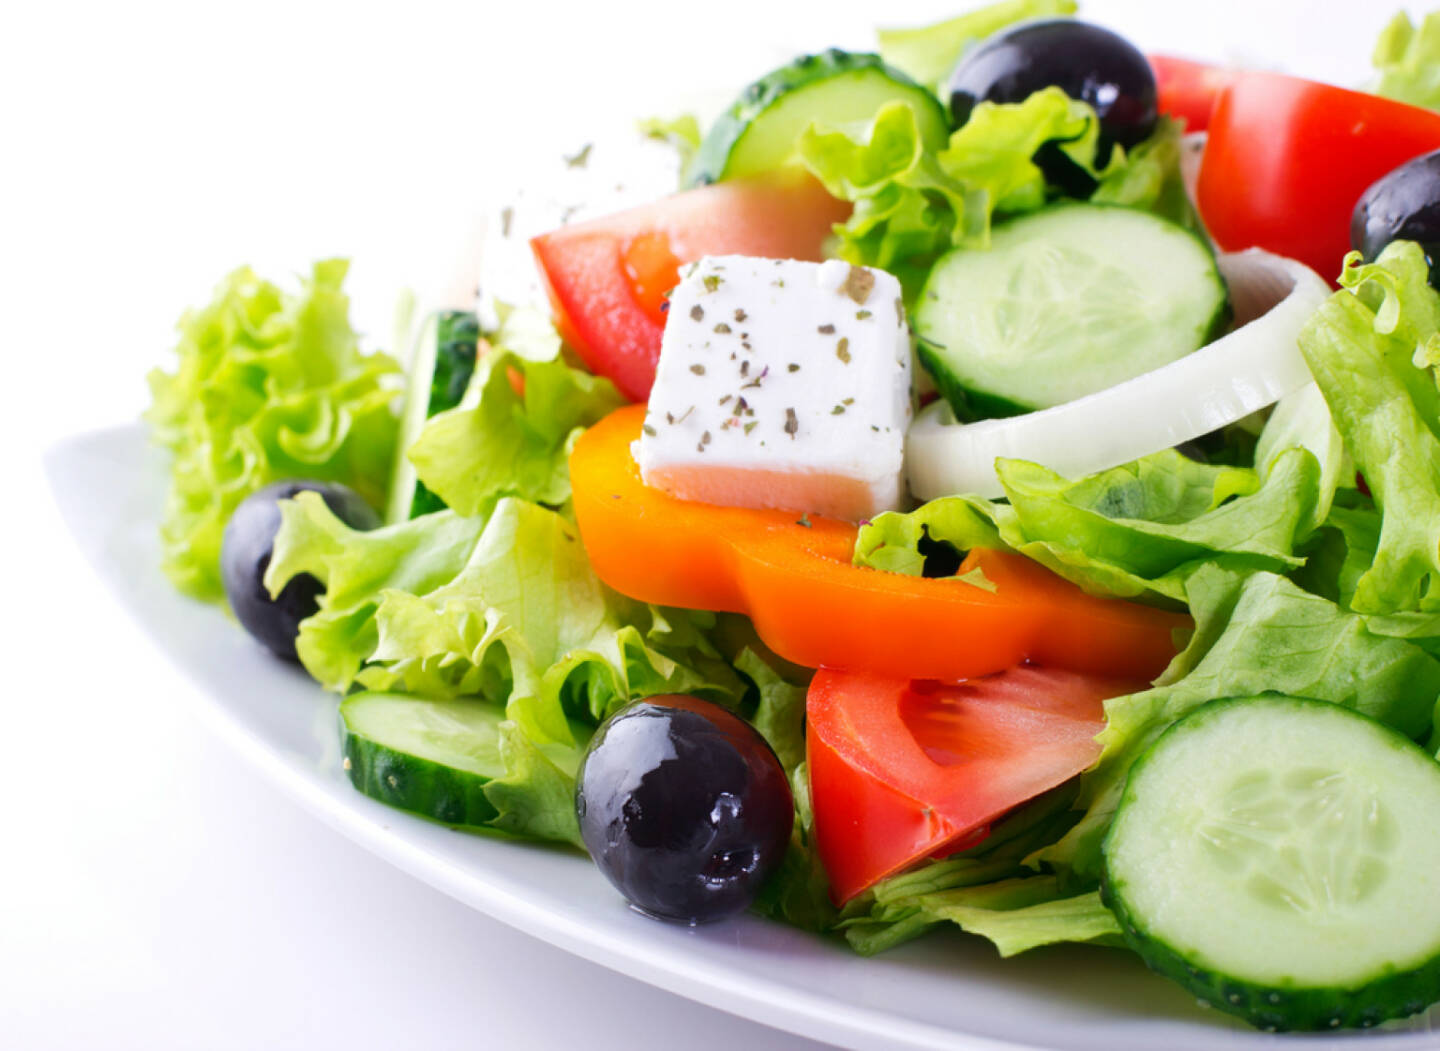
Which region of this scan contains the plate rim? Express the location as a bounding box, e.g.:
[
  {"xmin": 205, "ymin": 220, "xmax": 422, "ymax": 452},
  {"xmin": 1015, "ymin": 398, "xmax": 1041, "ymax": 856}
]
[
  {"xmin": 41, "ymin": 425, "xmax": 1071, "ymax": 1051},
  {"xmin": 47, "ymin": 422, "xmax": 1440, "ymax": 1051}
]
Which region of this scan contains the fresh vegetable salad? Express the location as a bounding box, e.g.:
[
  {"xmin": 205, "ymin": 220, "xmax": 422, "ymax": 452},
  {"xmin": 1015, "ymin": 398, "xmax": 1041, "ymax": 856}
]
[{"xmin": 145, "ymin": 1, "xmax": 1440, "ymax": 1034}]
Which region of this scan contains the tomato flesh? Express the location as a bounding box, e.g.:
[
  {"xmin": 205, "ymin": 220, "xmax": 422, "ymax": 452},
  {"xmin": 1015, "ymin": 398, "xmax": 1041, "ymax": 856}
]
[
  {"xmin": 806, "ymin": 665, "xmax": 1147, "ymax": 904},
  {"xmin": 531, "ymin": 173, "xmax": 850, "ymax": 402},
  {"xmin": 1198, "ymin": 71, "xmax": 1440, "ymax": 283},
  {"xmin": 620, "ymin": 231, "xmax": 684, "ymax": 328}
]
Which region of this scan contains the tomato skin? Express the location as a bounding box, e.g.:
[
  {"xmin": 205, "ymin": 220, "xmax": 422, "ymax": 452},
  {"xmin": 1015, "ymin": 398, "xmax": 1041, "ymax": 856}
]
[
  {"xmin": 807, "ymin": 666, "xmax": 1147, "ymax": 904},
  {"xmin": 531, "ymin": 174, "xmax": 850, "ymax": 402},
  {"xmin": 1198, "ymin": 72, "xmax": 1440, "ymax": 283},
  {"xmin": 1149, "ymin": 54, "xmax": 1238, "ymax": 133}
]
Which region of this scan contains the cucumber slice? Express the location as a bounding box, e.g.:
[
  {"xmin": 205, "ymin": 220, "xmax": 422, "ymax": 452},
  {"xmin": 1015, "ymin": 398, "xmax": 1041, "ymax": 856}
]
[
  {"xmin": 689, "ymin": 49, "xmax": 950, "ymax": 186},
  {"xmin": 1103, "ymin": 696, "xmax": 1440, "ymax": 1031},
  {"xmin": 914, "ymin": 203, "xmax": 1230, "ymax": 421},
  {"xmin": 340, "ymin": 692, "xmax": 580, "ymax": 828},
  {"xmin": 385, "ymin": 309, "xmax": 481, "ymax": 523}
]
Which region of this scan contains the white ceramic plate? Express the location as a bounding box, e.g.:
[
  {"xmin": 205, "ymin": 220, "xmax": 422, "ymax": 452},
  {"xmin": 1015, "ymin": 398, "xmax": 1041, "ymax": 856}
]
[{"xmin": 46, "ymin": 427, "xmax": 1440, "ymax": 1051}]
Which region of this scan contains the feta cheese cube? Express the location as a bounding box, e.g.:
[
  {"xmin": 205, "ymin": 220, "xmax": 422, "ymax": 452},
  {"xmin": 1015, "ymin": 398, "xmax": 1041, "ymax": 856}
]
[{"xmin": 635, "ymin": 255, "xmax": 912, "ymax": 522}]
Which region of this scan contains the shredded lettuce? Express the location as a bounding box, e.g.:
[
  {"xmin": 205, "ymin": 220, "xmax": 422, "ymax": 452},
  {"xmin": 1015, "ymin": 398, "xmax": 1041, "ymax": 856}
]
[
  {"xmin": 145, "ymin": 260, "xmax": 399, "ymax": 601},
  {"xmin": 878, "ymin": 0, "xmax": 1077, "ymax": 96},
  {"xmin": 1298, "ymin": 243, "xmax": 1440, "ymax": 613},
  {"xmin": 798, "ymin": 89, "xmax": 1189, "ymax": 300},
  {"xmin": 1371, "ymin": 10, "xmax": 1440, "ymax": 110}
]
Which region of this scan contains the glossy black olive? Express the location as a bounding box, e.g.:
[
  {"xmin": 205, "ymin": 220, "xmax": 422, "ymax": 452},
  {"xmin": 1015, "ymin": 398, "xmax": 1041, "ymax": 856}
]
[
  {"xmin": 947, "ymin": 19, "xmax": 1157, "ymax": 152},
  {"xmin": 1351, "ymin": 149, "xmax": 1440, "ymax": 288},
  {"xmin": 575, "ymin": 695, "xmax": 793, "ymax": 924},
  {"xmin": 220, "ymin": 480, "xmax": 379, "ymax": 660}
]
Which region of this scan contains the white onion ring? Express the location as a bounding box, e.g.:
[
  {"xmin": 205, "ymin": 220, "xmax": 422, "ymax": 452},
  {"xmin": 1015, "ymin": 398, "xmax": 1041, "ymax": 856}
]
[{"xmin": 904, "ymin": 249, "xmax": 1330, "ymax": 501}]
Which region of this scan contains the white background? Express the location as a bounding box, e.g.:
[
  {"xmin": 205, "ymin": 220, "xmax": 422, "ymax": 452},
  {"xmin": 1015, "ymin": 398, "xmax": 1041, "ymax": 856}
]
[{"xmin": 0, "ymin": 1, "xmax": 1403, "ymax": 1048}]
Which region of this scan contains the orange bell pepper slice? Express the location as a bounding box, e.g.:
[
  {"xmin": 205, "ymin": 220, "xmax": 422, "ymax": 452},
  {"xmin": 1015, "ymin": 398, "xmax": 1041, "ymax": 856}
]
[{"xmin": 570, "ymin": 406, "xmax": 1189, "ymax": 681}]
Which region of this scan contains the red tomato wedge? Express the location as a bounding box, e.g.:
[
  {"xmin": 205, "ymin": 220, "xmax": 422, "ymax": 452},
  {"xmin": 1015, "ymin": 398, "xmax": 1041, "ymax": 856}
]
[
  {"xmin": 807, "ymin": 666, "xmax": 1147, "ymax": 904},
  {"xmin": 530, "ymin": 173, "xmax": 850, "ymax": 402},
  {"xmin": 1198, "ymin": 71, "xmax": 1440, "ymax": 282},
  {"xmin": 1149, "ymin": 54, "xmax": 1240, "ymax": 132}
]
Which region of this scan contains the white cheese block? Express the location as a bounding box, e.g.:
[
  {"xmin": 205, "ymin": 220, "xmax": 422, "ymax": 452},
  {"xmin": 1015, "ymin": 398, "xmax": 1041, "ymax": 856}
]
[{"xmin": 635, "ymin": 255, "xmax": 912, "ymax": 522}]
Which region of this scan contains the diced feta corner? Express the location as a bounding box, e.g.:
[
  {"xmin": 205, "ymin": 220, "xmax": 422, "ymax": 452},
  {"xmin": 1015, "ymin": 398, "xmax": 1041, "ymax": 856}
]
[{"xmin": 635, "ymin": 255, "xmax": 912, "ymax": 522}]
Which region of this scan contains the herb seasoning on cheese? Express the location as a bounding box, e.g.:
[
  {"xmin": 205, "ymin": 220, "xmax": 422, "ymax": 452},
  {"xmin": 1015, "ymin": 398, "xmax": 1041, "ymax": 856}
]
[{"xmin": 635, "ymin": 255, "xmax": 912, "ymax": 522}]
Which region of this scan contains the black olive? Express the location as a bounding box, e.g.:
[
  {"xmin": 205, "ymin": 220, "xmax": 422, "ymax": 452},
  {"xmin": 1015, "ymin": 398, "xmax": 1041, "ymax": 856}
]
[
  {"xmin": 220, "ymin": 480, "xmax": 379, "ymax": 660},
  {"xmin": 1351, "ymin": 149, "xmax": 1440, "ymax": 288},
  {"xmin": 947, "ymin": 19, "xmax": 1158, "ymax": 153},
  {"xmin": 575, "ymin": 695, "xmax": 793, "ymax": 924}
]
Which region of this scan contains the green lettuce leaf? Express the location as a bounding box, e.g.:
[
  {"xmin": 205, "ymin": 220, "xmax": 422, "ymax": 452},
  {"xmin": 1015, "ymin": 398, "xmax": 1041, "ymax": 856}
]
[
  {"xmin": 405, "ymin": 305, "xmax": 624, "ymax": 518},
  {"xmin": 878, "ymin": 0, "xmax": 1077, "ymax": 95},
  {"xmin": 733, "ymin": 645, "xmax": 832, "ymax": 930},
  {"xmin": 1371, "ymin": 10, "xmax": 1440, "ymax": 110},
  {"xmin": 1289, "ymin": 497, "xmax": 1381, "ymax": 610},
  {"xmin": 1298, "ymin": 243, "xmax": 1440, "ymax": 613},
  {"xmin": 1090, "ymin": 116, "xmax": 1191, "ymax": 225},
  {"xmin": 856, "ymin": 446, "xmax": 1319, "ymax": 604},
  {"xmin": 797, "ymin": 100, "xmax": 977, "ymax": 296},
  {"xmin": 267, "ymin": 493, "xmax": 745, "ymax": 731},
  {"xmin": 638, "ymin": 113, "xmax": 703, "ymax": 184},
  {"xmin": 835, "ymin": 784, "xmax": 1100, "ymax": 955},
  {"xmin": 752, "ymin": 761, "xmax": 838, "ymax": 933},
  {"xmin": 266, "ymin": 493, "xmax": 754, "ymax": 844},
  {"xmin": 798, "ymin": 85, "xmax": 1190, "ymax": 300},
  {"xmin": 265, "ymin": 496, "xmax": 490, "ymax": 693},
  {"xmin": 1254, "ymin": 381, "xmax": 1350, "ymax": 533},
  {"xmin": 482, "ymin": 720, "xmax": 589, "ymax": 847},
  {"xmin": 145, "ymin": 260, "xmax": 400, "ymax": 601},
  {"xmin": 878, "ymin": 880, "xmax": 1121, "ymax": 958},
  {"xmin": 1038, "ymin": 565, "xmax": 1440, "ymax": 880},
  {"xmin": 735, "ymin": 647, "xmax": 808, "ymax": 773}
]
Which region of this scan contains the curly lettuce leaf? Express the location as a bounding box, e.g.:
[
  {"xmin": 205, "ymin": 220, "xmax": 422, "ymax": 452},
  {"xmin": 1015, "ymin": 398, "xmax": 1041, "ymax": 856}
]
[
  {"xmin": 878, "ymin": 0, "xmax": 1077, "ymax": 95},
  {"xmin": 796, "ymin": 101, "xmax": 975, "ymax": 295},
  {"xmin": 1038, "ymin": 565, "xmax": 1440, "ymax": 880},
  {"xmin": 145, "ymin": 260, "xmax": 399, "ymax": 601},
  {"xmin": 856, "ymin": 446, "xmax": 1319, "ymax": 604},
  {"xmin": 1089, "ymin": 116, "xmax": 1190, "ymax": 222},
  {"xmin": 482, "ymin": 719, "xmax": 590, "ymax": 847},
  {"xmin": 266, "ymin": 493, "xmax": 754, "ymax": 844},
  {"xmin": 405, "ymin": 305, "xmax": 624, "ymax": 517},
  {"xmin": 267, "ymin": 493, "xmax": 744, "ymax": 730},
  {"xmin": 1254, "ymin": 381, "xmax": 1351, "ymax": 533},
  {"xmin": 799, "ymin": 88, "xmax": 1190, "ymax": 300},
  {"xmin": 1298, "ymin": 243, "xmax": 1440, "ymax": 613},
  {"xmin": 1371, "ymin": 10, "xmax": 1440, "ymax": 110}
]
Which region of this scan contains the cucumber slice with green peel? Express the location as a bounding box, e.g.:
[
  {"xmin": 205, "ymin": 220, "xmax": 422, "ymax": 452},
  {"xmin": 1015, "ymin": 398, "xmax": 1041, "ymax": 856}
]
[
  {"xmin": 385, "ymin": 309, "xmax": 481, "ymax": 523},
  {"xmin": 914, "ymin": 203, "xmax": 1230, "ymax": 421},
  {"xmin": 1102, "ymin": 695, "xmax": 1440, "ymax": 1031},
  {"xmin": 340, "ymin": 692, "xmax": 581, "ymax": 829},
  {"xmin": 688, "ymin": 49, "xmax": 950, "ymax": 186}
]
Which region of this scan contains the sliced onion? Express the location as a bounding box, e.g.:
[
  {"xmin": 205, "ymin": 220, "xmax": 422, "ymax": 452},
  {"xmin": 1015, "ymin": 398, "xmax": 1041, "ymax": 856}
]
[{"xmin": 905, "ymin": 249, "xmax": 1331, "ymax": 501}]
